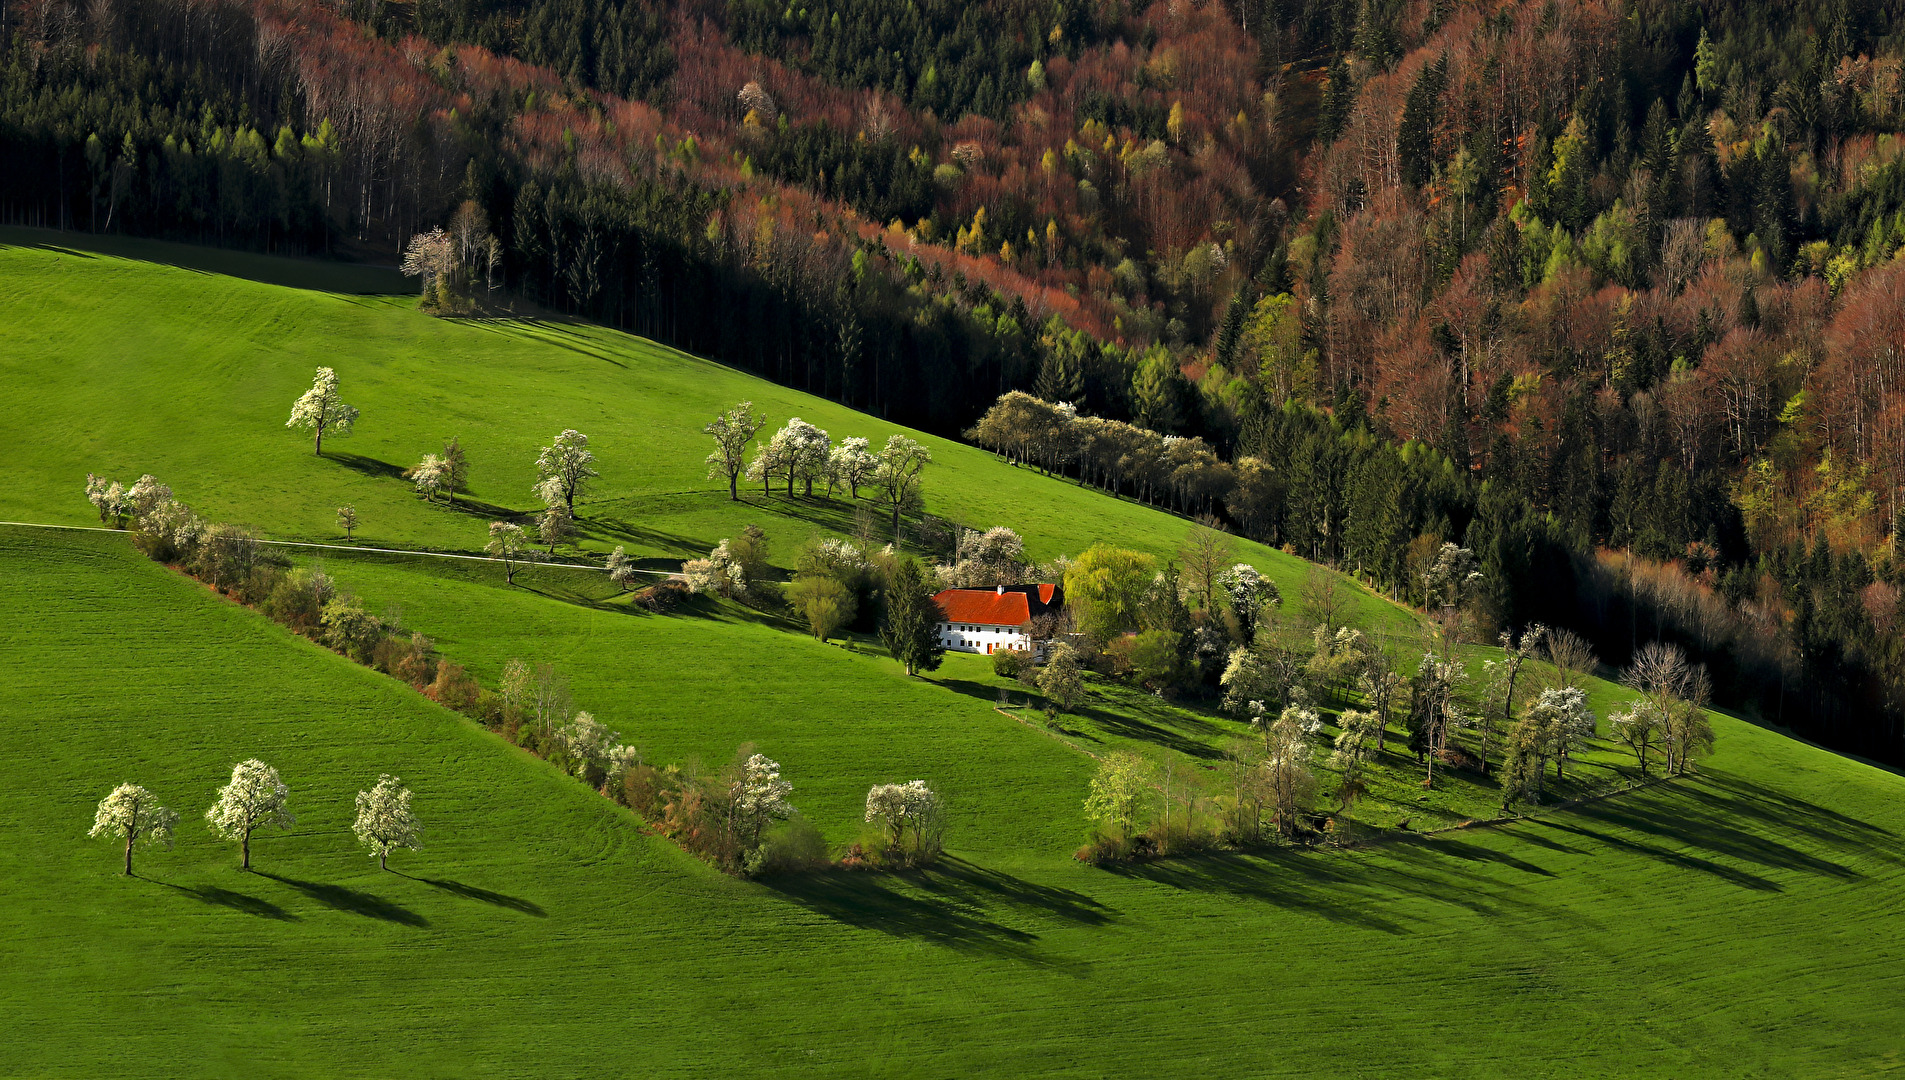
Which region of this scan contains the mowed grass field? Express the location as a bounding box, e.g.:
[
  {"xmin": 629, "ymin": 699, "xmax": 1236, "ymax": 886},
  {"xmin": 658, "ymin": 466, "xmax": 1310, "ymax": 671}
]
[
  {"xmin": 0, "ymin": 226, "xmax": 1410, "ymax": 639},
  {"xmin": 7, "ymin": 527, "xmax": 1905, "ymax": 1079},
  {"xmin": 5, "ymin": 233, "xmax": 1905, "ymax": 1076}
]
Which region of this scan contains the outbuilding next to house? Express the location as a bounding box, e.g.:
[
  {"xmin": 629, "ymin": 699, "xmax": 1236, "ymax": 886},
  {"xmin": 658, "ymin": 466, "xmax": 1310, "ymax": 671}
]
[{"xmin": 932, "ymin": 584, "xmax": 1064, "ymax": 657}]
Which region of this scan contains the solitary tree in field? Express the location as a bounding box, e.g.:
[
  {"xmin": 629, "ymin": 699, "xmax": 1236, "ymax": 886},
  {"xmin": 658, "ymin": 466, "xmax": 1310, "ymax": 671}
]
[
  {"xmin": 352, "ymin": 775, "xmax": 422, "ymax": 871},
  {"xmin": 864, "ymin": 780, "xmax": 943, "ymax": 861},
  {"xmin": 486, "ymin": 521, "xmax": 528, "ymax": 584},
  {"xmin": 879, "ymin": 558, "xmax": 945, "ymax": 675},
  {"xmin": 533, "ymin": 429, "xmax": 597, "ymax": 513},
  {"xmin": 286, "ymin": 367, "xmax": 358, "ymax": 456},
  {"xmin": 872, "ymin": 435, "xmax": 932, "ymax": 537},
  {"xmin": 704, "ymin": 402, "xmax": 767, "ymax": 500},
  {"xmin": 205, "ymin": 759, "xmax": 294, "ymax": 871},
  {"xmin": 90, "ymin": 783, "xmax": 179, "ymax": 876},
  {"xmin": 336, "ymin": 505, "xmax": 359, "ymax": 541}
]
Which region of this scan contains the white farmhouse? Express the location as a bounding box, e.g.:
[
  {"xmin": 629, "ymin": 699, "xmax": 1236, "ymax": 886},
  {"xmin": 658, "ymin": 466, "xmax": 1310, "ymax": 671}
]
[{"xmin": 931, "ymin": 583, "xmax": 1065, "ymax": 657}]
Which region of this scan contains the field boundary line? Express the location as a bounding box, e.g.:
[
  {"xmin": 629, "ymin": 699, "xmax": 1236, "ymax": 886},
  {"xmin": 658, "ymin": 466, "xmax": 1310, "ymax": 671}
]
[{"xmin": 0, "ymin": 520, "xmax": 677, "ymax": 576}]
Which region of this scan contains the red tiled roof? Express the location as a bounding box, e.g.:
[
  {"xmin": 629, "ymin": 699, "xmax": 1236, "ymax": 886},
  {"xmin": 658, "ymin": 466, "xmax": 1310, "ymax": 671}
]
[
  {"xmin": 932, "ymin": 589, "xmax": 1031, "ymax": 627},
  {"xmin": 1036, "ymin": 583, "xmax": 1057, "ymax": 604}
]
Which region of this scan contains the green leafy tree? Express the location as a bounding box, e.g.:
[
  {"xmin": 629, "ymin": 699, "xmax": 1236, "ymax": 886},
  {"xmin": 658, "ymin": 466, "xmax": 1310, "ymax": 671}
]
[{"xmin": 1065, "ymin": 544, "xmax": 1156, "ymax": 644}]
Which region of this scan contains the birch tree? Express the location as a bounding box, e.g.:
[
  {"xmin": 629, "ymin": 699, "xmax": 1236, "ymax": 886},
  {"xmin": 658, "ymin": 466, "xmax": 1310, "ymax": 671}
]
[
  {"xmin": 90, "ymin": 783, "xmax": 179, "ymax": 876},
  {"xmin": 205, "ymin": 759, "xmax": 295, "ymax": 871},
  {"xmin": 704, "ymin": 402, "xmax": 767, "ymax": 500},
  {"xmin": 352, "ymin": 775, "xmax": 422, "ymax": 871},
  {"xmin": 286, "ymin": 367, "xmax": 359, "ymax": 456}
]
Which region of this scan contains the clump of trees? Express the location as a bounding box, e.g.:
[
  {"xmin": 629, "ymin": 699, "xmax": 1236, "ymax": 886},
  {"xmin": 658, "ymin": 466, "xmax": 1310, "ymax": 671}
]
[
  {"xmin": 860, "ymin": 781, "xmax": 945, "ymax": 868},
  {"xmin": 400, "ymin": 203, "xmax": 500, "ymax": 313},
  {"xmin": 708, "ymin": 406, "xmax": 934, "ymax": 541}
]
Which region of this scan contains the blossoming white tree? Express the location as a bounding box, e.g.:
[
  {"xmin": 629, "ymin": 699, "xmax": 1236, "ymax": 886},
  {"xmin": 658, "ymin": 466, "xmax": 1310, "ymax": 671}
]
[
  {"xmin": 730, "ymin": 754, "xmax": 793, "ymax": 853},
  {"xmin": 554, "ymin": 711, "xmax": 619, "ymax": 779},
  {"xmin": 533, "ymin": 429, "xmax": 597, "ymax": 513},
  {"xmin": 704, "ymin": 401, "xmax": 767, "ymax": 501},
  {"xmin": 872, "ymin": 435, "xmax": 932, "ymax": 537},
  {"xmin": 352, "ymin": 775, "xmax": 422, "ymax": 871},
  {"xmin": 83, "ymin": 474, "xmax": 133, "ymax": 528},
  {"xmin": 90, "ymin": 783, "xmax": 179, "ymax": 876},
  {"xmin": 606, "ymin": 545, "xmax": 642, "ymax": 591},
  {"xmin": 286, "ymin": 367, "xmax": 359, "ymax": 456},
  {"xmin": 826, "ymin": 436, "xmax": 877, "ymax": 498},
  {"xmin": 486, "ymin": 521, "xmax": 529, "ymax": 584},
  {"xmin": 409, "ymin": 453, "xmax": 449, "ymax": 501},
  {"xmin": 205, "ymin": 759, "xmax": 295, "ymax": 871},
  {"xmin": 864, "ymin": 780, "xmax": 943, "ymax": 860}
]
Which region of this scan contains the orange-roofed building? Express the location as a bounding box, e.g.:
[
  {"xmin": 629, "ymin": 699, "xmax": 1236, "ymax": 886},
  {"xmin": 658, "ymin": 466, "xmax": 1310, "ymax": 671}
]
[{"xmin": 931, "ymin": 583, "xmax": 1065, "ymax": 657}]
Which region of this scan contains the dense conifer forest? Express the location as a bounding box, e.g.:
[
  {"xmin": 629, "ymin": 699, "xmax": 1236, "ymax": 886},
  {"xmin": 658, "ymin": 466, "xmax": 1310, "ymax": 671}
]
[{"xmin": 5, "ymin": 0, "xmax": 1905, "ymax": 763}]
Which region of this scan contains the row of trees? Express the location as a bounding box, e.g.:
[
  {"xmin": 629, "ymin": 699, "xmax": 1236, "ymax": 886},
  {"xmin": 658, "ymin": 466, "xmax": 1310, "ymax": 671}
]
[
  {"xmin": 703, "ymin": 402, "xmax": 935, "ymax": 537},
  {"xmin": 90, "ymin": 762, "xmax": 419, "ymax": 875},
  {"xmin": 83, "ymin": 470, "xmax": 945, "ymax": 874}
]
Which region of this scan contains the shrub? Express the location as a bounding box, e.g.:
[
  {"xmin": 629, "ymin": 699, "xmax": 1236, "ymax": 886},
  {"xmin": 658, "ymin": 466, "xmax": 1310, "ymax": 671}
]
[
  {"xmin": 992, "ymin": 647, "xmax": 1031, "ymax": 678},
  {"xmin": 426, "ymin": 660, "xmax": 482, "ymax": 712},
  {"xmin": 632, "ymin": 580, "xmax": 689, "ymax": 611},
  {"xmin": 262, "ymin": 568, "xmax": 334, "ymax": 634},
  {"xmin": 746, "ymin": 816, "xmax": 828, "ymax": 876},
  {"xmin": 1074, "ymin": 829, "xmax": 1133, "ymax": 866},
  {"xmin": 236, "ymin": 564, "xmax": 285, "ymax": 607},
  {"xmin": 320, "ymin": 597, "xmax": 385, "ymax": 662}
]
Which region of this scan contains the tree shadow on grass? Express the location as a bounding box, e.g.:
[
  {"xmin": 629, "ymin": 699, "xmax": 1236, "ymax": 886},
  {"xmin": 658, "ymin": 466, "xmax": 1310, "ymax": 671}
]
[
  {"xmin": 761, "ymin": 870, "xmax": 1085, "ymax": 971},
  {"xmin": 154, "ymin": 880, "xmax": 298, "ymax": 921},
  {"xmin": 256, "ymin": 873, "xmax": 429, "ymax": 926},
  {"xmin": 1102, "ymin": 851, "xmax": 1415, "ymax": 935},
  {"xmin": 1525, "ymin": 818, "xmax": 1784, "ymax": 892},
  {"xmin": 405, "ymin": 875, "xmax": 546, "ymax": 917},
  {"xmin": 1569, "ymin": 781, "xmax": 1865, "ymax": 881},
  {"xmin": 324, "ymin": 451, "xmax": 408, "ymax": 482},
  {"xmin": 918, "ymin": 857, "xmax": 1117, "ymax": 928}
]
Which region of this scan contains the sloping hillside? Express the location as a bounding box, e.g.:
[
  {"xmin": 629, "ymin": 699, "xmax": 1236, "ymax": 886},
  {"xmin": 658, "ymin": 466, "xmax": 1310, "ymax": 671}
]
[{"xmin": 6, "ymin": 525, "xmax": 1905, "ymax": 1078}]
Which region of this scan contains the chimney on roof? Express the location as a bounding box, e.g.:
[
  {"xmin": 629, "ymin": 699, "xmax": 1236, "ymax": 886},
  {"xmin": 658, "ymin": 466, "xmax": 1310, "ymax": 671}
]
[{"xmin": 996, "ymin": 585, "xmax": 1004, "ymax": 594}]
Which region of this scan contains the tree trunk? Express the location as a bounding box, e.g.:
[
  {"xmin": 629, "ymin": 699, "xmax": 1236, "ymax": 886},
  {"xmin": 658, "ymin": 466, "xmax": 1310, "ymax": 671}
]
[
  {"xmin": 124, "ymin": 832, "xmax": 135, "ymax": 876},
  {"xmin": 241, "ymin": 828, "xmax": 252, "ymax": 871},
  {"xmin": 314, "ymin": 424, "xmax": 324, "ymax": 456},
  {"xmin": 380, "ymin": 849, "xmax": 388, "ymax": 871},
  {"xmin": 728, "ymin": 472, "xmax": 739, "ymax": 500}
]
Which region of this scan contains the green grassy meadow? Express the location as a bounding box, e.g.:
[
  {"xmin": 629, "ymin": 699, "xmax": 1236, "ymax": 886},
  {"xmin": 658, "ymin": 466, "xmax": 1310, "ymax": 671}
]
[{"xmin": 5, "ymin": 232, "xmax": 1905, "ymax": 1077}]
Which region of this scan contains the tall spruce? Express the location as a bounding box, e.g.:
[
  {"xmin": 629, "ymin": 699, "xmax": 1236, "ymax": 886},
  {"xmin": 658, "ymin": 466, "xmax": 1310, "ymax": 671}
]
[{"xmin": 881, "ymin": 558, "xmax": 946, "ymax": 676}]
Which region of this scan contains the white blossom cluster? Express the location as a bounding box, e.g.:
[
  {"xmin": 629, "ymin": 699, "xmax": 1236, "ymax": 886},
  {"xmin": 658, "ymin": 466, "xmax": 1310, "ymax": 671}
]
[{"xmin": 682, "ymin": 539, "xmax": 749, "ymax": 597}]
